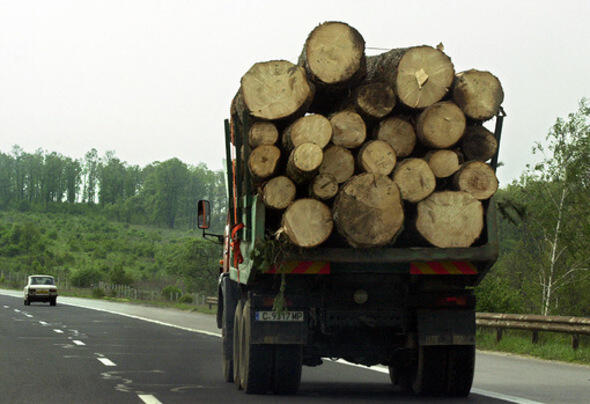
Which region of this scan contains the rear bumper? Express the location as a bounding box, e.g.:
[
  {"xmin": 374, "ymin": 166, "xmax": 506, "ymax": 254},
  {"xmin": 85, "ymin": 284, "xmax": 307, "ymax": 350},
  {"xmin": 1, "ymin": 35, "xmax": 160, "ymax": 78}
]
[{"xmin": 27, "ymin": 294, "xmax": 57, "ymax": 302}]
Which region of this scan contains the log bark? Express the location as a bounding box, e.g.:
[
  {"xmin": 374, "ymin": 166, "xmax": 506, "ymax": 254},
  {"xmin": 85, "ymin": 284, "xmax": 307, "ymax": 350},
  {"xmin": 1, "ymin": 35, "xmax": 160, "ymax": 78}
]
[
  {"xmin": 416, "ymin": 191, "xmax": 484, "ymax": 248},
  {"xmin": 461, "ymin": 125, "xmax": 498, "ymax": 162},
  {"xmin": 392, "ymin": 158, "xmax": 436, "ymax": 203},
  {"xmin": 357, "ymin": 140, "xmax": 397, "ymax": 176},
  {"xmin": 240, "ymin": 60, "xmax": 314, "ymax": 121},
  {"xmin": 262, "ymin": 176, "xmax": 296, "ymax": 210},
  {"xmin": 374, "ymin": 116, "xmax": 416, "ymax": 158},
  {"xmin": 424, "ymin": 149, "xmax": 461, "ymax": 178},
  {"xmin": 416, "ymin": 101, "xmax": 466, "ymax": 148},
  {"xmin": 286, "ymin": 143, "xmax": 324, "ymax": 184},
  {"xmin": 299, "ymin": 21, "xmax": 366, "ymax": 89},
  {"xmin": 248, "ymin": 145, "xmax": 281, "ymax": 181},
  {"xmin": 310, "ymin": 173, "xmax": 339, "ymax": 200},
  {"xmin": 249, "ymin": 122, "xmax": 279, "ymax": 147},
  {"xmin": 281, "ymin": 198, "xmax": 333, "ymax": 247},
  {"xmin": 319, "ymin": 145, "xmax": 355, "ymax": 183},
  {"xmin": 330, "ymin": 110, "xmax": 367, "ymax": 148},
  {"xmin": 333, "ymin": 173, "xmax": 404, "ymax": 248},
  {"xmin": 453, "ymin": 69, "xmax": 504, "ymax": 121},
  {"xmin": 349, "ymin": 82, "xmax": 396, "ymax": 119},
  {"xmin": 453, "ymin": 161, "xmax": 498, "ymax": 200},
  {"xmin": 367, "ymin": 45, "xmax": 454, "ymax": 109},
  {"xmin": 282, "ymin": 114, "xmax": 332, "ymax": 150}
]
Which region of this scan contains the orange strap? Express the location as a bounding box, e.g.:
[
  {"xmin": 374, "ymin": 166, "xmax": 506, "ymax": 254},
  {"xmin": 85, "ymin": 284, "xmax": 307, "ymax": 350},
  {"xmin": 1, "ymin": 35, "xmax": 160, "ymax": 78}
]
[{"xmin": 230, "ymin": 223, "xmax": 245, "ymax": 279}]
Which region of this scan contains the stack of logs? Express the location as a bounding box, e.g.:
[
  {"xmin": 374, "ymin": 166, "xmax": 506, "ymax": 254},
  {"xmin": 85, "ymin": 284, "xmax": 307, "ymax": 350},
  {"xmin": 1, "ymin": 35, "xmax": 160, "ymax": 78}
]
[{"xmin": 230, "ymin": 21, "xmax": 504, "ymax": 249}]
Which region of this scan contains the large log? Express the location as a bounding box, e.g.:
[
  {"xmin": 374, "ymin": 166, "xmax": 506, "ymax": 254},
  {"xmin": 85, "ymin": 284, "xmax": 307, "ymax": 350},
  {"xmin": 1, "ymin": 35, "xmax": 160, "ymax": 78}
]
[
  {"xmin": 249, "ymin": 122, "xmax": 279, "ymax": 148},
  {"xmin": 392, "ymin": 158, "xmax": 436, "ymax": 203},
  {"xmin": 424, "ymin": 149, "xmax": 461, "ymax": 178},
  {"xmin": 310, "ymin": 173, "xmax": 339, "ymax": 200},
  {"xmin": 452, "ymin": 69, "xmax": 504, "ymax": 121},
  {"xmin": 374, "ymin": 116, "xmax": 416, "ymax": 158},
  {"xmin": 367, "ymin": 45, "xmax": 455, "ymax": 109},
  {"xmin": 299, "ymin": 21, "xmax": 366, "ymax": 89},
  {"xmin": 282, "ymin": 114, "xmax": 332, "ymax": 150},
  {"xmin": 357, "ymin": 140, "xmax": 397, "ymax": 176},
  {"xmin": 348, "ymin": 82, "xmax": 396, "ymax": 120},
  {"xmin": 333, "ymin": 173, "xmax": 404, "ymax": 248},
  {"xmin": 416, "ymin": 101, "xmax": 466, "ymax": 148},
  {"xmin": 319, "ymin": 145, "xmax": 355, "ymax": 183},
  {"xmin": 461, "ymin": 125, "xmax": 498, "ymax": 162},
  {"xmin": 248, "ymin": 145, "xmax": 281, "ymax": 181},
  {"xmin": 453, "ymin": 161, "xmax": 498, "ymax": 200},
  {"xmin": 239, "ymin": 60, "xmax": 314, "ymax": 121},
  {"xmin": 330, "ymin": 110, "xmax": 367, "ymax": 148},
  {"xmin": 416, "ymin": 191, "xmax": 484, "ymax": 248},
  {"xmin": 262, "ymin": 176, "xmax": 296, "ymax": 210},
  {"xmin": 282, "ymin": 198, "xmax": 333, "ymax": 247},
  {"xmin": 286, "ymin": 143, "xmax": 324, "ymax": 184}
]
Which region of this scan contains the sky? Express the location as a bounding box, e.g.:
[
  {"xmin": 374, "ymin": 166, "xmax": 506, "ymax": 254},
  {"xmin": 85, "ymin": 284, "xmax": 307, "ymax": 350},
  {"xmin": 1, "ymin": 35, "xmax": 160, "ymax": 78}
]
[{"xmin": 1, "ymin": 0, "xmax": 589, "ymax": 186}]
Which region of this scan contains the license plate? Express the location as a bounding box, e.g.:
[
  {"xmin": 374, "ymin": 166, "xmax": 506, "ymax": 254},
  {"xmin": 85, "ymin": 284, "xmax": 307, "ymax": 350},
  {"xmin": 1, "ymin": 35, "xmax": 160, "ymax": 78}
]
[
  {"xmin": 255, "ymin": 311, "xmax": 304, "ymax": 322},
  {"xmin": 37, "ymin": 290, "xmax": 48, "ymax": 294}
]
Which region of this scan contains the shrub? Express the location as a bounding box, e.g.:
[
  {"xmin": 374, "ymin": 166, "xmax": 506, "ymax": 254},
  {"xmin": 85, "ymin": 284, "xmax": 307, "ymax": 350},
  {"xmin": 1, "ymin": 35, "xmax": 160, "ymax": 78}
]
[
  {"xmin": 70, "ymin": 267, "xmax": 103, "ymax": 287},
  {"xmin": 161, "ymin": 285, "xmax": 182, "ymax": 301},
  {"xmin": 92, "ymin": 288, "xmax": 106, "ymax": 299},
  {"xmin": 178, "ymin": 294, "xmax": 194, "ymax": 304}
]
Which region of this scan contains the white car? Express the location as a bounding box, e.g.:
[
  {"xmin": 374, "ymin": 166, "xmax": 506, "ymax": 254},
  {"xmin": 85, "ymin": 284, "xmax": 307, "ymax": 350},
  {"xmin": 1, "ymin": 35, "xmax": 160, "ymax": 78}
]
[{"xmin": 24, "ymin": 275, "xmax": 58, "ymax": 306}]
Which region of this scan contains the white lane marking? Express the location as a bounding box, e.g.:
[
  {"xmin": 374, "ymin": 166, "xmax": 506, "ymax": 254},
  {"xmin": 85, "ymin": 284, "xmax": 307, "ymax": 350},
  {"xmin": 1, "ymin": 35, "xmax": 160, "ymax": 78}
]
[
  {"xmin": 25, "ymin": 314, "xmax": 33, "ymax": 318},
  {"xmin": 138, "ymin": 394, "xmax": 162, "ymax": 404},
  {"xmin": 14, "ymin": 309, "xmax": 20, "ymax": 313},
  {"xmin": 53, "ymin": 329, "xmax": 64, "ymax": 334},
  {"xmin": 39, "ymin": 321, "xmax": 48, "ymax": 326},
  {"xmin": 72, "ymin": 340, "xmax": 85, "ymax": 346},
  {"xmin": 97, "ymin": 357, "xmax": 116, "ymax": 367},
  {"xmin": 3, "ymin": 305, "xmax": 9, "ymax": 308}
]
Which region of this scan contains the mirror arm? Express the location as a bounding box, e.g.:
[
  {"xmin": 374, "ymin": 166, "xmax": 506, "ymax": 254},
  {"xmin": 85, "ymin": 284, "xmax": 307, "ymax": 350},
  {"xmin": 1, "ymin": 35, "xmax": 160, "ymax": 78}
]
[{"xmin": 201, "ymin": 229, "xmax": 224, "ymax": 244}]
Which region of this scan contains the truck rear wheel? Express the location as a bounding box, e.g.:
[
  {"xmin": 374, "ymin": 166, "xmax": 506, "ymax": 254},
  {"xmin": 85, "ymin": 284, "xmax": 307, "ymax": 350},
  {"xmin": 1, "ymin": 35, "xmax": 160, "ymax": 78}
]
[
  {"xmin": 233, "ymin": 299, "xmax": 243, "ymax": 388},
  {"xmin": 446, "ymin": 345, "xmax": 475, "ymax": 397},
  {"xmin": 412, "ymin": 346, "xmax": 448, "ymax": 395},
  {"xmin": 222, "ymin": 298, "xmax": 233, "ymax": 382},
  {"xmin": 239, "ymin": 300, "xmax": 273, "ymax": 394},
  {"xmin": 272, "ymin": 345, "xmax": 302, "ymax": 395}
]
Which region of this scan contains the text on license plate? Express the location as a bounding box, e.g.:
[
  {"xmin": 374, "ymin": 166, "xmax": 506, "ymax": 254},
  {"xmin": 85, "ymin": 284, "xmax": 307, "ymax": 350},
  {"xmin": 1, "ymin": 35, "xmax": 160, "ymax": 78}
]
[{"xmin": 255, "ymin": 311, "xmax": 304, "ymax": 322}]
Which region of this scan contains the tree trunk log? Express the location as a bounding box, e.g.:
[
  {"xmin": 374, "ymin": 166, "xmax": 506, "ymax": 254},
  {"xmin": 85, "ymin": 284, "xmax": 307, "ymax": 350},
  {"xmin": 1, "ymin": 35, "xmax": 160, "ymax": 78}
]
[
  {"xmin": 309, "ymin": 173, "xmax": 339, "ymax": 200},
  {"xmin": 299, "ymin": 21, "xmax": 366, "ymax": 89},
  {"xmin": 424, "ymin": 149, "xmax": 462, "ymax": 178},
  {"xmin": 262, "ymin": 176, "xmax": 296, "ymax": 210},
  {"xmin": 248, "ymin": 145, "xmax": 281, "ymax": 181},
  {"xmin": 319, "ymin": 145, "xmax": 355, "ymax": 183},
  {"xmin": 347, "ymin": 82, "xmax": 396, "ymax": 120},
  {"xmin": 282, "ymin": 114, "xmax": 332, "ymax": 150},
  {"xmin": 286, "ymin": 143, "xmax": 324, "ymax": 184},
  {"xmin": 452, "ymin": 69, "xmax": 504, "ymax": 121},
  {"xmin": 416, "ymin": 191, "xmax": 484, "ymax": 248},
  {"xmin": 330, "ymin": 110, "xmax": 367, "ymax": 148},
  {"xmin": 461, "ymin": 125, "xmax": 498, "ymax": 162},
  {"xmin": 392, "ymin": 158, "xmax": 436, "ymax": 203},
  {"xmin": 281, "ymin": 198, "xmax": 333, "ymax": 247},
  {"xmin": 374, "ymin": 116, "xmax": 416, "ymax": 158},
  {"xmin": 333, "ymin": 173, "xmax": 404, "ymax": 248},
  {"xmin": 367, "ymin": 45, "xmax": 455, "ymax": 109},
  {"xmin": 416, "ymin": 101, "xmax": 466, "ymax": 148},
  {"xmin": 249, "ymin": 122, "xmax": 279, "ymax": 148},
  {"xmin": 240, "ymin": 60, "xmax": 314, "ymax": 121},
  {"xmin": 453, "ymin": 161, "xmax": 498, "ymax": 200},
  {"xmin": 357, "ymin": 140, "xmax": 397, "ymax": 176}
]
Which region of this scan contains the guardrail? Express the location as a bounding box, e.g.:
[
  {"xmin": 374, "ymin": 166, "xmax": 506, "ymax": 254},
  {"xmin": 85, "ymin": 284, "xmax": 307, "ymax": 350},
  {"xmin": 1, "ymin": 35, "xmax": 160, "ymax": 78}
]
[
  {"xmin": 476, "ymin": 312, "xmax": 590, "ymax": 350},
  {"xmin": 206, "ymin": 296, "xmax": 218, "ymax": 309}
]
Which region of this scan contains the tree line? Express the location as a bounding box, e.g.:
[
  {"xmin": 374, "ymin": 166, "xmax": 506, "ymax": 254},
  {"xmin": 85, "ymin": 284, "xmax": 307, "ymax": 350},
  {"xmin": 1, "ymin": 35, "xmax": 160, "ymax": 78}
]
[{"xmin": 0, "ymin": 147, "xmax": 227, "ymax": 231}]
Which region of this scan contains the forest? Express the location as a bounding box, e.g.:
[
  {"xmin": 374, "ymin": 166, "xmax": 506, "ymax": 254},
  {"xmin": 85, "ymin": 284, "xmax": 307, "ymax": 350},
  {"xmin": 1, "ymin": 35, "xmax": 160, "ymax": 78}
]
[{"xmin": 0, "ymin": 100, "xmax": 588, "ymax": 314}]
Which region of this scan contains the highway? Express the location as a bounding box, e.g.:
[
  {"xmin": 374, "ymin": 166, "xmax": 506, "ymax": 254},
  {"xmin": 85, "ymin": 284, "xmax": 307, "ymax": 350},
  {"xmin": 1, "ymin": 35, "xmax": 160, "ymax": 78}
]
[{"xmin": 1, "ymin": 290, "xmax": 588, "ymax": 404}]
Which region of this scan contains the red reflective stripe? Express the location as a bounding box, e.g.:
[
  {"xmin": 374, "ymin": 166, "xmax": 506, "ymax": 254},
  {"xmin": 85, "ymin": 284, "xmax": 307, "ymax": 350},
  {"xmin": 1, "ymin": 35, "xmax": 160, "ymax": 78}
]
[
  {"xmin": 318, "ymin": 263, "xmax": 330, "ymax": 274},
  {"xmin": 426, "ymin": 262, "xmax": 450, "ymax": 275},
  {"xmin": 453, "ymin": 261, "xmax": 477, "ymax": 274},
  {"xmin": 410, "ymin": 263, "xmax": 421, "ymax": 274},
  {"xmin": 292, "ymin": 261, "xmax": 314, "ymax": 274}
]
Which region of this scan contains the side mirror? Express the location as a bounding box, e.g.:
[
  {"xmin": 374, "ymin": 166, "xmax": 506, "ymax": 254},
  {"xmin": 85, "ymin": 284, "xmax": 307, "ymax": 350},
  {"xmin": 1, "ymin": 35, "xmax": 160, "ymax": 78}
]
[{"xmin": 197, "ymin": 200, "xmax": 210, "ymax": 229}]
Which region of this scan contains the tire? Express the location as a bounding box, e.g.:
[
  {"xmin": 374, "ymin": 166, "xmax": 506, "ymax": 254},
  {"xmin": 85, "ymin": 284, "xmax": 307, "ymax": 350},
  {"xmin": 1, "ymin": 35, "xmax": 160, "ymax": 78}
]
[
  {"xmin": 233, "ymin": 299, "xmax": 243, "ymax": 389},
  {"xmin": 272, "ymin": 345, "xmax": 302, "ymax": 395},
  {"xmin": 24, "ymin": 297, "xmax": 30, "ymax": 306},
  {"xmin": 222, "ymin": 281, "xmax": 238, "ymax": 383},
  {"xmin": 412, "ymin": 346, "xmax": 448, "ymax": 395},
  {"xmin": 388, "ymin": 364, "xmax": 412, "ymax": 393},
  {"xmin": 50, "ymin": 298, "xmax": 56, "ymax": 306},
  {"xmin": 446, "ymin": 345, "xmax": 475, "ymax": 397},
  {"xmin": 240, "ymin": 300, "xmax": 273, "ymax": 394}
]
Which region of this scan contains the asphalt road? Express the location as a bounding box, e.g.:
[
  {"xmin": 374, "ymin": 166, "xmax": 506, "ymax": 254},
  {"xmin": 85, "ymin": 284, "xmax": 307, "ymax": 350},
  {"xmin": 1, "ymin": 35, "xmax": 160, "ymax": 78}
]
[{"xmin": 1, "ymin": 290, "xmax": 589, "ymax": 404}]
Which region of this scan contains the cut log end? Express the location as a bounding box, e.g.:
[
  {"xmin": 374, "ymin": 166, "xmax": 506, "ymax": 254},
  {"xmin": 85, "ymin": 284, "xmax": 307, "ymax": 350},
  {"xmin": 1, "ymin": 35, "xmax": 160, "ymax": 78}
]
[
  {"xmin": 375, "ymin": 116, "xmax": 416, "ymax": 158},
  {"xmin": 249, "ymin": 122, "xmax": 279, "ymax": 148},
  {"xmin": 392, "ymin": 158, "xmax": 436, "ymax": 203},
  {"xmin": 310, "ymin": 173, "xmax": 339, "ymax": 200},
  {"xmin": 319, "ymin": 145, "xmax": 355, "ymax": 183},
  {"xmin": 283, "ymin": 114, "xmax": 332, "ymax": 150},
  {"xmin": 355, "ymin": 82, "xmax": 396, "ymax": 119},
  {"xmin": 248, "ymin": 145, "xmax": 281, "ymax": 180},
  {"xmin": 453, "ymin": 69, "xmax": 504, "ymax": 121},
  {"xmin": 461, "ymin": 125, "xmax": 498, "ymax": 162},
  {"xmin": 396, "ymin": 46, "xmax": 455, "ymax": 109},
  {"xmin": 282, "ymin": 199, "xmax": 333, "ymax": 247},
  {"xmin": 416, "ymin": 191, "xmax": 484, "ymax": 248},
  {"xmin": 416, "ymin": 101, "xmax": 466, "ymax": 149},
  {"xmin": 287, "ymin": 143, "xmax": 324, "ymax": 184},
  {"xmin": 263, "ymin": 176, "xmax": 296, "ymax": 210},
  {"xmin": 454, "ymin": 161, "xmax": 498, "ymax": 200},
  {"xmin": 358, "ymin": 140, "xmax": 397, "ymax": 176},
  {"xmin": 330, "ymin": 110, "xmax": 367, "ymax": 148},
  {"xmin": 425, "ymin": 150, "xmax": 461, "ymax": 178}
]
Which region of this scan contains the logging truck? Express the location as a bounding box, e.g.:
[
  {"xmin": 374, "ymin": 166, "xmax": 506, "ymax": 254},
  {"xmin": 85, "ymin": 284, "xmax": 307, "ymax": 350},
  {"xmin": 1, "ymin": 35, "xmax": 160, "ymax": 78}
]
[{"xmin": 198, "ymin": 21, "xmax": 506, "ymax": 397}]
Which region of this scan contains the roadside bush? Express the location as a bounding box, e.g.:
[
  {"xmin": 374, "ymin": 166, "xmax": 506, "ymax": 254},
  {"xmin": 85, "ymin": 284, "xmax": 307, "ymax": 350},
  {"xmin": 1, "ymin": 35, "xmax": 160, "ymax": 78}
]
[
  {"xmin": 161, "ymin": 285, "xmax": 182, "ymax": 301},
  {"xmin": 178, "ymin": 294, "xmax": 194, "ymax": 304},
  {"xmin": 70, "ymin": 267, "xmax": 103, "ymax": 287},
  {"xmin": 92, "ymin": 288, "xmax": 106, "ymax": 299}
]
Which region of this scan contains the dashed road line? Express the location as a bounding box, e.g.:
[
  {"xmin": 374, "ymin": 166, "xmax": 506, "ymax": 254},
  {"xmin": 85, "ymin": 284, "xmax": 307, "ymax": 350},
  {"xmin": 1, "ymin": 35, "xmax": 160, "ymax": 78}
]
[
  {"xmin": 72, "ymin": 340, "xmax": 86, "ymax": 346},
  {"xmin": 3, "ymin": 305, "xmax": 8, "ymax": 308},
  {"xmin": 97, "ymin": 357, "xmax": 116, "ymax": 367},
  {"xmin": 138, "ymin": 394, "xmax": 162, "ymax": 404},
  {"xmin": 14, "ymin": 309, "xmax": 20, "ymax": 313},
  {"xmin": 25, "ymin": 314, "xmax": 33, "ymax": 318},
  {"xmin": 39, "ymin": 321, "xmax": 48, "ymax": 326},
  {"xmin": 53, "ymin": 329, "xmax": 64, "ymax": 334}
]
